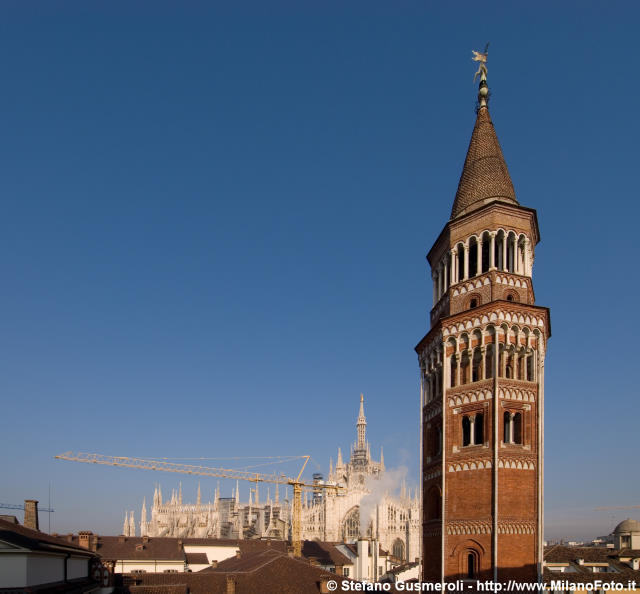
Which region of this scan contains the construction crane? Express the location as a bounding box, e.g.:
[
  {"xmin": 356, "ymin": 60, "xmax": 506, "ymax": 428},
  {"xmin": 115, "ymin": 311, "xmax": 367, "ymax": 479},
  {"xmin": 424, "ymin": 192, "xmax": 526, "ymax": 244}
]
[
  {"xmin": 55, "ymin": 451, "xmax": 344, "ymax": 557},
  {"xmin": 0, "ymin": 503, "xmax": 55, "ymax": 513},
  {"xmin": 594, "ymin": 505, "xmax": 640, "ymax": 511}
]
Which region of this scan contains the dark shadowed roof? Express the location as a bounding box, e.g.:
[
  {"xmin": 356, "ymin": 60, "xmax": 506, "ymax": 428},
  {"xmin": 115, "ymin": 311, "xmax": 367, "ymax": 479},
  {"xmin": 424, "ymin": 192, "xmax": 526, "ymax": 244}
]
[
  {"xmin": 185, "ymin": 552, "xmax": 209, "ymax": 565},
  {"xmin": 302, "ymin": 541, "xmax": 352, "ymax": 567},
  {"xmin": 0, "ymin": 518, "xmax": 96, "ymax": 557},
  {"xmin": 450, "ymin": 106, "xmax": 517, "ymax": 220}
]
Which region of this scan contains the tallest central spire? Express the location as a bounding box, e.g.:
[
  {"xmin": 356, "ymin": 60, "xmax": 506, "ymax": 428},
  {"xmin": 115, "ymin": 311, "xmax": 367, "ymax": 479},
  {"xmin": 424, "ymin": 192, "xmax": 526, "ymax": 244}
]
[{"xmin": 356, "ymin": 393, "xmax": 367, "ymax": 450}]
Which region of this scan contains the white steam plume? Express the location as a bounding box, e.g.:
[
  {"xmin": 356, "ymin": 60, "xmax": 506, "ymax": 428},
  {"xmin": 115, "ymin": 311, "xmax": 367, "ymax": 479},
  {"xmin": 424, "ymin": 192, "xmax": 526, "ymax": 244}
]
[{"xmin": 358, "ymin": 466, "xmax": 409, "ymax": 537}]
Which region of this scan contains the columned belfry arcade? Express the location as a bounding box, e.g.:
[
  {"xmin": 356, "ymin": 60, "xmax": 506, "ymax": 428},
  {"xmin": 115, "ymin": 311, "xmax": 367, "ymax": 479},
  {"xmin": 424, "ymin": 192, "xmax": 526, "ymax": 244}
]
[{"xmin": 415, "ymin": 54, "xmax": 550, "ymax": 583}]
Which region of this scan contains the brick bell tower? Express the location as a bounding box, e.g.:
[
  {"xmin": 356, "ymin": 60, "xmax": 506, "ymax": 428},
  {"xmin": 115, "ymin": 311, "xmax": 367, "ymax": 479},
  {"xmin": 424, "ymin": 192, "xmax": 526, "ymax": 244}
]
[{"xmin": 415, "ymin": 57, "xmax": 550, "ymax": 583}]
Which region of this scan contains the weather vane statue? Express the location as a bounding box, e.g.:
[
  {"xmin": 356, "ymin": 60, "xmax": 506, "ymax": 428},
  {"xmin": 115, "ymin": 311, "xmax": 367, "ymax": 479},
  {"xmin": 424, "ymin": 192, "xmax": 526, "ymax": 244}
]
[
  {"xmin": 472, "ymin": 43, "xmax": 490, "ymax": 107},
  {"xmin": 472, "ymin": 43, "xmax": 489, "ymax": 82}
]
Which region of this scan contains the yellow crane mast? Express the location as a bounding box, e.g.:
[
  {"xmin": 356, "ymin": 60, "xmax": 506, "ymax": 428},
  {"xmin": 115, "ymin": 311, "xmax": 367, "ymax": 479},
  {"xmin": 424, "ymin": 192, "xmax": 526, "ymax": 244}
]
[{"xmin": 55, "ymin": 451, "xmax": 343, "ymax": 557}]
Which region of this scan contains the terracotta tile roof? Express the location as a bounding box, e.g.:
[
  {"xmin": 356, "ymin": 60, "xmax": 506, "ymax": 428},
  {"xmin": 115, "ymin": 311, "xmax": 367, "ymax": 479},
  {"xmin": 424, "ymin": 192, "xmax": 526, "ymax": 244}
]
[
  {"xmin": 544, "ymin": 545, "xmax": 616, "ymax": 563},
  {"xmin": 129, "ymin": 586, "xmax": 188, "ymax": 594},
  {"xmin": 0, "ymin": 518, "xmax": 97, "ymax": 557},
  {"xmin": 96, "ymin": 536, "xmax": 186, "ymax": 561},
  {"xmin": 185, "ymin": 552, "xmax": 209, "ymax": 565},
  {"xmin": 63, "ymin": 534, "xmax": 287, "ymax": 562},
  {"xmin": 302, "ymin": 541, "xmax": 352, "ymax": 567},
  {"xmin": 120, "ymin": 554, "xmax": 359, "ymax": 593},
  {"xmin": 543, "ymin": 545, "xmax": 640, "ymax": 584},
  {"xmin": 201, "ymin": 547, "xmax": 284, "ymax": 572},
  {"xmin": 450, "ymin": 106, "xmax": 518, "ymax": 220}
]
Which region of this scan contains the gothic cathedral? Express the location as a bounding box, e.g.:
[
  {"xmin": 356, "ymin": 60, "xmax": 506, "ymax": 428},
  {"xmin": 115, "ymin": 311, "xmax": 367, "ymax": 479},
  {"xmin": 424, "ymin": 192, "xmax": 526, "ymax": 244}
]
[{"xmin": 415, "ymin": 70, "xmax": 550, "ymax": 582}]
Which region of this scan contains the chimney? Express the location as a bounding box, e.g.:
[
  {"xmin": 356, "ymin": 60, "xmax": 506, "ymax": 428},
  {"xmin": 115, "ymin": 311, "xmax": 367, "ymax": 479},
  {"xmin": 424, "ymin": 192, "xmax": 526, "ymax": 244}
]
[
  {"xmin": 226, "ymin": 575, "xmax": 236, "ymax": 594},
  {"xmin": 287, "ymin": 545, "xmax": 295, "ymax": 558},
  {"xmin": 78, "ymin": 531, "xmax": 92, "ymax": 549},
  {"xmin": 356, "ymin": 538, "xmax": 369, "ymax": 580},
  {"xmin": 235, "ymin": 549, "xmax": 242, "ymax": 559},
  {"xmin": 24, "ymin": 500, "xmax": 39, "ymax": 531},
  {"xmin": 319, "ymin": 576, "xmax": 332, "ymax": 594},
  {"xmin": 576, "ymin": 558, "xmax": 584, "ymax": 566},
  {"xmin": 210, "ymin": 560, "xmax": 218, "ymax": 568},
  {"xmin": 142, "ymin": 535, "xmax": 149, "ymax": 544}
]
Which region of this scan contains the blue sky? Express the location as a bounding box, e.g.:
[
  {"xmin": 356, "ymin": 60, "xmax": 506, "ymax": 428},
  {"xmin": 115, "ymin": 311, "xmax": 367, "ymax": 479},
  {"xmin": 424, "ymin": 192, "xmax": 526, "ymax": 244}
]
[{"xmin": 1, "ymin": 1, "xmax": 638, "ymax": 541}]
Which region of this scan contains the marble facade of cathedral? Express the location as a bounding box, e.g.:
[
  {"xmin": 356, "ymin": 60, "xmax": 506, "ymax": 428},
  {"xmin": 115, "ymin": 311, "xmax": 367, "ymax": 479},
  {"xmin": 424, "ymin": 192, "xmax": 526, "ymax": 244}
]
[{"xmin": 127, "ymin": 396, "xmax": 420, "ymax": 562}]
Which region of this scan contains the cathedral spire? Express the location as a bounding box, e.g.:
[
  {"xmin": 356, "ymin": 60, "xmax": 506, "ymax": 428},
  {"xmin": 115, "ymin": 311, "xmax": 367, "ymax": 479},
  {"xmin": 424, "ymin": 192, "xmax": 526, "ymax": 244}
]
[
  {"xmin": 140, "ymin": 498, "xmax": 147, "ymax": 536},
  {"xmin": 129, "ymin": 510, "xmax": 135, "ymax": 536},
  {"xmin": 337, "ymin": 447, "xmax": 344, "ymax": 468},
  {"xmin": 356, "ymin": 393, "xmax": 367, "ymax": 450},
  {"xmin": 450, "ymin": 48, "xmax": 517, "ymax": 220},
  {"xmin": 178, "ymin": 483, "xmax": 183, "ymax": 505},
  {"xmin": 380, "ymin": 446, "xmax": 385, "ymax": 471},
  {"xmin": 123, "ymin": 511, "xmax": 129, "ymax": 536},
  {"xmin": 197, "ymin": 483, "xmax": 201, "ymax": 506}
]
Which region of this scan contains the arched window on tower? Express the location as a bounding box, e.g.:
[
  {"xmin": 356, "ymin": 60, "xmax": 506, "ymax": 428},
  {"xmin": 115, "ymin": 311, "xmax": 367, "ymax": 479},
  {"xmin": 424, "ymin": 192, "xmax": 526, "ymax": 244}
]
[
  {"xmin": 505, "ymin": 352, "xmax": 513, "ymax": 379},
  {"xmin": 504, "ymin": 411, "xmax": 511, "ymax": 443},
  {"xmin": 481, "ymin": 232, "xmax": 490, "ymax": 273},
  {"xmin": 507, "ymin": 233, "xmax": 516, "ymax": 273},
  {"xmin": 450, "ymin": 355, "xmax": 457, "ymax": 388},
  {"xmin": 474, "ymin": 413, "xmax": 484, "ymax": 444},
  {"xmin": 472, "ymin": 349, "xmax": 482, "ymax": 382},
  {"xmin": 527, "ymin": 352, "xmax": 534, "ymax": 381},
  {"xmin": 485, "ymin": 344, "xmax": 494, "ymax": 379},
  {"xmin": 467, "ymin": 552, "xmax": 477, "ymax": 579},
  {"xmin": 469, "ymin": 238, "xmax": 478, "ymax": 277},
  {"xmin": 461, "ymin": 352, "xmax": 470, "ymax": 384},
  {"xmin": 513, "ymin": 412, "xmax": 522, "ymax": 444},
  {"xmin": 495, "ymin": 231, "xmax": 505, "ymax": 270},
  {"xmin": 462, "ymin": 416, "xmax": 471, "ymax": 447}
]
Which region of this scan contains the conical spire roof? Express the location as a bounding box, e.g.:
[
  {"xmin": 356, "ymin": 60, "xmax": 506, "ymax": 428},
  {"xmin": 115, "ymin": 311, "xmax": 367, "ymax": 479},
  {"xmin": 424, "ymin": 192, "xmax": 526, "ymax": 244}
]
[{"xmin": 450, "ymin": 105, "xmax": 518, "ymax": 220}]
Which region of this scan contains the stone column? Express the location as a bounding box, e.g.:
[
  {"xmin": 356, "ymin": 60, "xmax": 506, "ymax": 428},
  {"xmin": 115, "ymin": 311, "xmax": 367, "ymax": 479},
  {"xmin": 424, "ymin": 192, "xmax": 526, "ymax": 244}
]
[
  {"xmin": 432, "ymin": 271, "xmax": 437, "ymax": 305},
  {"xmin": 444, "ymin": 258, "xmax": 449, "ymax": 292},
  {"xmin": 509, "ymin": 413, "xmax": 515, "ymax": 444},
  {"xmin": 463, "ymin": 245, "xmax": 470, "ymax": 280},
  {"xmin": 469, "ymin": 414, "xmax": 476, "ymax": 446},
  {"xmin": 455, "ymin": 353, "xmax": 461, "ymax": 387},
  {"xmin": 524, "ymin": 238, "xmax": 531, "ymax": 276},
  {"xmin": 477, "ymin": 237, "xmax": 483, "ymax": 275},
  {"xmin": 450, "ymin": 249, "xmax": 457, "ymax": 285}
]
